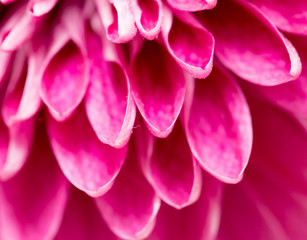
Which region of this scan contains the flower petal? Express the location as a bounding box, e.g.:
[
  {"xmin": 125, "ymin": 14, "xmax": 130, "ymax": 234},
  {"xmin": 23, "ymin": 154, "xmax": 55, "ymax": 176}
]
[
  {"xmin": 136, "ymin": 120, "xmax": 202, "ymax": 209},
  {"xmin": 46, "ymin": 105, "xmax": 128, "ymax": 197},
  {"xmin": 197, "ymin": 0, "xmax": 302, "ymax": 86},
  {"xmin": 162, "ymin": 9, "xmax": 214, "ymax": 79},
  {"xmin": 84, "ymin": 26, "xmax": 136, "ymax": 148},
  {"xmin": 28, "ymin": 0, "xmax": 59, "ymax": 17},
  {"xmin": 166, "ymin": 0, "xmax": 216, "ymax": 11},
  {"xmin": 95, "ymin": 138, "xmax": 161, "ymax": 239},
  {"xmin": 185, "ymin": 65, "xmax": 252, "ymax": 183},
  {"xmin": 55, "ymin": 187, "xmax": 118, "ymax": 240},
  {"xmin": 218, "ymin": 93, "xmax": 307, "ymax": 240},
  {"xmin": 250, "ymin": 0, "xmax": 307, "ymax": 35},
  {"xmin": 130, "ymin": 40, "xmax": 185, "ymax": 138},
  {"xmin": 0, "ymin": 122, "xmax": 69, "ymax": 240},
  {"xmin": 148, "ymin": 173, "xmax": 223, "ymax": 240},
  {"xmin": 0, "ymin": 50, "xmax": 13, "ymax": 86},
  {"xmin": 131, "ymin": 0, "xmax": 162, "ymax": 40},
  {"xmin": 41, "ymin": 41, "xmax": 89, "ymax": 121},
  {"xmin": 94, "ymin": 0, "xmax": 137, "ymax": 43}
]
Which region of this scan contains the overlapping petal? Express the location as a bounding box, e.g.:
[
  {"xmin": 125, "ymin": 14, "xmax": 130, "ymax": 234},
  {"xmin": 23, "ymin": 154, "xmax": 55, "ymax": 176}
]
[
  {"xmin": 130, "ymin": 40, "xmax": 185, "ymax": 138},
  {"xmin": 47, "ymin": 105, "xmax": 128, "ymax": 197},
  {"xmin": 166, "ymin": 0, "xmax": 216, "ymax": 12}
]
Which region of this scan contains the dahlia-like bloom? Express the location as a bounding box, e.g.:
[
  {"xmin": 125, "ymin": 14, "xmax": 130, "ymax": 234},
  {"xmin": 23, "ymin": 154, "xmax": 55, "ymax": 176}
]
[{"xmin": 0, "ymin": 0, "xmax": 307, "ymax": 239}]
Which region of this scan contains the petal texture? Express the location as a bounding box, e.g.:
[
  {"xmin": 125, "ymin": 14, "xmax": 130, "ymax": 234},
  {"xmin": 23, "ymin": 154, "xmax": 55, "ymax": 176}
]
[
  {"xmin": 47, "ymin": 105, "xmax": 128, "ymax": 197},
  {"xmin": 197, "ymin": 0, "xmax": 301, "ymax": 85},
  {"xmin": 96, "ymin": 138, "xmax": 161, "ymax": 240},
  {"xmin": 185, "ymin": 65, "xmax": 252, "ymax": 183},
  {"xmin": 130, "ymin": 40, "xmax": 185, "ymax": 138},
  {"xmin": 166, "ymin": 0, "xmax": 216, "ymax": 11}
]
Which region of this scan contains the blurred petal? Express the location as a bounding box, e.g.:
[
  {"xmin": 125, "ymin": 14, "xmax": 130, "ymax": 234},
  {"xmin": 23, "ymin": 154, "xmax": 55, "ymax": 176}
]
[
  {"xmin": 185, "ymin": 65, "xmax": 252, "ymax": 183},
  {"xmin": 137, "ymin": 121, "xmax": 202, "ymax": 209},
  {"xmin": 0, "ymin": 122, "xmax": 69, "ymax": 240},
  {"xmin": 94, "ymin": 0, "xmax": 137, "ymax": 43},
  {"xmin": 47, "ymin": 105, "xmax": 128, "ymax": 197},
  {"xmin": 55, "ymin": 187, "xmax": 118, "ymax": 240},
  {"xmin": 96, "ymin": 138, "xmax": 161, "ymax": 239},
  {"xmin": 131, "ymin": 0, "xmax": 162, "ymax": 40},
  {"xmin": 197, "ymin": 0, "xmax": 302, "ymax": 86},
  {"xmin": 148, "ymin": 173, "xmax": 223, "ymax": 240},
  {"xmin": 218, "ymin": 94, "xmax": 307, "ymax": 240},
  {"xmin": 250, "ymin": 0, "xmax": 307, "ymax": 35},
  {"xmin": 85, "ymin": 26, "xmax": 136, "ymax": 148},
  {"xmin": 166, "ymin": 0, "xmax": 216, "ymax": 11},
  {"xmin": 0, "ymin": 50, "xmax": 13, "ymax": 86},
  {"xmin": 28, "ymin": 0, "xmax": 60, "ymax": 17},
  {"xmin": 130, "ymin": 40, "xmax": 185, "ymax": 138},
  {"xmin": 162, "ymin": 9, "xmax": 214, "ymax": 79}
]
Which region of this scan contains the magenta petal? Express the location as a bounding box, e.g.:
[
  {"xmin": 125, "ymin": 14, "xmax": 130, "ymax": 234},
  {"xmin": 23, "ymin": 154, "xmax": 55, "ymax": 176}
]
[
  {"xmin": 95, "ymin": 139, "xmax": 161, "ymax": 239},
  {"xmin": 94, "ymin": 0, "xmax": 137, "ymax": 43},
  {"xmin": 166, "ymin": 0, "xmax": 216, "ymax": 11},
  {"xmin": 85, "ymin": 27, "xmax": 136, "ymax": 148},
  {"xmin": 55, "ymin": 187, "xmax": 118, "ymax": 240},
  {"xmin": 218, "ymin": 95, "xmax": 307, "ymax": 240},
  {"xmin": 0, "ymin": 123, "xmax": 69, "ymax": 240},
  {"xmin": 130, "ymin": 40, "xmax": 185, "ymax": 138},
  {"xmin": 47, "ymin": 105, "xmax": 128, "ymax": 197},
  {"xmin": 148, "ymin": 173, "xmax": 223, "ymax": 240},
  {"xmin": 131, "ymin": 0, "xmax": 162, "ymax": 40},
  {"xmin": 197, "ymin": 0, "xmax": 302, "ymax": 86},
  {"xmin": 0, "ymin": 118, "xmax": 35, "ymax": 181},
  {"xmin": 41, "ymin": 41, "xmax": 89, "ymax": 121},
  {"xmin": 137, "ymin": 121, "xmax": 202, "ymax": 209},
  {"xmin": 28, "ymin": 0, "xmax": 59, "ymax": 17},
  {"xmin": 185, "ymin": 65, "xmax": 252, "ymax": 183},
  {"xmin": 250, "ymin": 0, "xmax": 307, "ymax": 35},
  {"xmin": 162, "ymin": 10, "xmax": 214, "ymax": 79},
  {"xmin": 0, "ymin": 50, "xmax": 13, "ymax": 86}
]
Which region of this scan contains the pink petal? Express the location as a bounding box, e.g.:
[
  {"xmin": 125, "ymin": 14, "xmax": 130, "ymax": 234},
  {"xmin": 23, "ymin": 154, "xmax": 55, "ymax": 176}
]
[
  {"xmin": 197, "ymin": 0, "xmax": 302, "ymax": 86},
  {"xmin": 136, "ymin": 120, "xmax": 202, "ymax": 209},
  {"xmin": 94, "ymin": 0, "xmax": 137, "ymax": 43},
  {"xmin": 166, "ymin": 0, "xmax": 216, "ymax": 11},
  {"xmin": 162, "ymin": 9, "xmax": 214, "ymax": 79},
  {"xmin": 0, "ymin": 122, "xmax": 69, "ymax": 240},
  {"xmin": 0, "ymin": 50, "xmax": 13, "ymax": 86},
  {"xmin": 250, "ymin": 0, "xmax": 307, "ymax": 35},
  {"xmin": 131, "ymin": 0, "xmax": 162, "ymax": 40},
  {"xmin": 46, "ymin": 105, "xmax": 128, "ymax": 197},
  {"xmin": 55, "ymin": 187, "xmax": 118, "ymax": 240},
  {"xmin": 185, "ymin": 65, "xmax": 252, "ymax": 183},
  {"xmin": 130, "ymin": 40, "xmax": 185, "ymax": 138},
  {"xmin": 28, "ymin": 0, "xmax": 59, "ymax": 17},
  {"xmin": 148, "ymin": 173, "xmax": 223, "ymax": 240},
  {"xmin": 95, "ymin": 138, "xmax": 161, "ymax": 239},
  {"xmin": 0, "ymin": 118, "xmax": 35, "ymax": 181},
  {"xmin": 218, "ymin": 93, "xmax": 307, "ymax": 240},
  {"xmin": 84, "ymin": 26, "xmax": 136, "ymax": 148},
  {"xmin": 41, "ymin": 41, "xmax": 89, "ymax": 121}
]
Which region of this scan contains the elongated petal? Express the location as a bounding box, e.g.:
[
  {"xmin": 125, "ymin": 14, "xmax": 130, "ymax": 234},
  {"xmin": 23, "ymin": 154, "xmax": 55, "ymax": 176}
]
[
  {"xmin": 55, "ymin": 187, "xmax": 118, "ymax": 240},
  {"xmin": 218, "ymin": 94, "xmax": 307, "ymax": 240},
  {"xmin": 47, "ymin": 105, "xmax": 128, "ymax": 197},
  {"xmin": 166, "ymin": 0, "xmax": 216, "ymax": 11},
  {"xmin": 137, "ymin": 120, "xmax": 202, "ymax": 209},
  {"xmin": 85, "ymin": 26, "xmax": 136, "ymax": 148},
  {"xmin": 131, "ymin": 0, "xmax": 162, "ymax": 40},
  {"xmin": 162, "ymin": 9, "xmax": 214, "ymax": 79},
  {"xmin": 0, "ymin": 118, "xmax": 35, "ymax": 181},
  {"xmin": 95, "ymin": 139, "xmax": 160, "ymax": 240},
  {"xmin": 94, "ymin": 0, "xmax": 137, "ymax": 43},
  {"xmin": 197, "ymin": 0, "xmax": 301, "ymax": 86},
  {"xmin": 250, "ymin": 0, "xmax": 307, "ymax": 35},
  {"xmin": 41, "ymin": 41, "xmax": 89, "ymax": 121},
  {"xmin": 148, "ymin": 173, "xmax": 223, "ymax": 240},
  {"xmin": 185, "ymin": 65, "xmax": 252, "ymax": 183},
  {"xmin": 130, "ymin": 40, "xmax": 185, "ymax": 138},
  {"xmin": 28, "ymin": 0, "xmax": 59, "ymax": 17},
  {"xmin": 0, "ymin": 122, "xmax": 69, "ymax": 240}
]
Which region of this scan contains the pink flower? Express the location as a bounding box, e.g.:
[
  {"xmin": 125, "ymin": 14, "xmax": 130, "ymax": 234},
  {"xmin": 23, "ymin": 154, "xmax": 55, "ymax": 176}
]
[{"xmin": 0, "ymin": 0, "xmax": 307, "ymax": 239}]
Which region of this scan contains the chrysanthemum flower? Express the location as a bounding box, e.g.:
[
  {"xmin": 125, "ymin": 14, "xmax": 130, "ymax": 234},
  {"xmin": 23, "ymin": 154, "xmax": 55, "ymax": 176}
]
[{"xmin": 0, "ymin": 0, "xmax": 307, "ymax": 239}]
